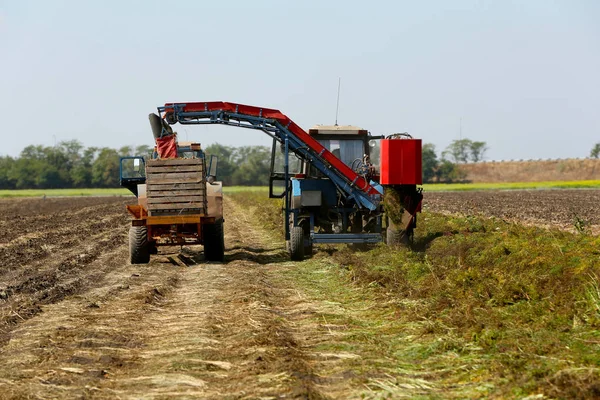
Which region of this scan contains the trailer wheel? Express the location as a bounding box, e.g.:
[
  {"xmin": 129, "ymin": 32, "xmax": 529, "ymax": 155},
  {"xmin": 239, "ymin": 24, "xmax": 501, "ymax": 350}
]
[
  {"xmin": 129, "ymin": 226, "xmax": 150, "ymax": 264},
  {"xmin": 204, "ymin": 219, "xmax": 225, "ymax": 262},
  {"xmin": 289, "ymin": 226, "xmax": 305, "ymax": 261}
]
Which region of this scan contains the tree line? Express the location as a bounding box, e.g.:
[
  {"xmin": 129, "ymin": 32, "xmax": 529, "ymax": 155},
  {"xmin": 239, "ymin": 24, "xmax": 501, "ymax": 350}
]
[
  {"xmin": 422, "ymin": 138, "xmax": 488, "ymax": 183},
  {"xmin": 0, "ymin": 138, "xmax": 485, "ymax": 189},
  {"xmin": 0, "ymin": 141, "xmax": 272, "ymax": 189}
]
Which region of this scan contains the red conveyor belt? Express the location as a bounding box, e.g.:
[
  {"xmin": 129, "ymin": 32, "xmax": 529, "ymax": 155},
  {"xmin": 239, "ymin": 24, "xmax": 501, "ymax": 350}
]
[{"xmin": 163, "ymin": 101, "xmax": 380, "ymax": 196}]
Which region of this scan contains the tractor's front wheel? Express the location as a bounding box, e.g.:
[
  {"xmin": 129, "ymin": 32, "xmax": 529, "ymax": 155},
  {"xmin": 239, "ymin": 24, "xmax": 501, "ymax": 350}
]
[
  {"xmin": 289, "ymin": 226, "xmax": 305, "ymax": 261},
  {"xmin": 203, "ymin": 219, "xmax": 225, "ymax": 262},
  {"xmin": 129, "ymin": 226, "xmax": 150, "ymax": 264}
]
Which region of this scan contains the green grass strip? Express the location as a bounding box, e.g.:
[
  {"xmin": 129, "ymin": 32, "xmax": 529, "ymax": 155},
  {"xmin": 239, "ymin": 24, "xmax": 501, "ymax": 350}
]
[{"xmin": 423, "ymin": 180, "xmax": 600, "ymax": 191}]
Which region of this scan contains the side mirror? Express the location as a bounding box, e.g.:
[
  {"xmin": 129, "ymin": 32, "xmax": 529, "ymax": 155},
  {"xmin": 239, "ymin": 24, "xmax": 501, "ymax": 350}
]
[
  {"xmin": 207, "ymin": 155, "xmax": 218, "ymax": 180},
  {"xmin": 133, "ymin": 158, "xmax": 140, "ymax": 171}
]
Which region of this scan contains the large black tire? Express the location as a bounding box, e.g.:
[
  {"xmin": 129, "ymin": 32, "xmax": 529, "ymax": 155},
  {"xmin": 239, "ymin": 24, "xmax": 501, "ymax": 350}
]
[
  {"xmin": 289, "ymin": 226, "xmax": 305, "ymax": 261},
  {"xmin": 129, "ymin": 226, "xmax": 150, "ymax": 264},
  {"xmin": 302, "ymin": 224, "xmax": 313, "ymax": 256},
  {"xmin": 204, "ymin": 220, "xmax": 225, "ymax": 262}
]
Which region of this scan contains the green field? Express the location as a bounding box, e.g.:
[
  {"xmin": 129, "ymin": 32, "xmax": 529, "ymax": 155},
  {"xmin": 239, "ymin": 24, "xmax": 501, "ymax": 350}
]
[
  {"xmin": 424, "ymin": 180, "xmax": 600, "ymax": 191},
  {"xmin": 222, "ymin": 186, "xmax": 269, "ymax": 194},
  {"xmin": 2, "ymin": 180, "xmax": 599, "ymax": 198}
]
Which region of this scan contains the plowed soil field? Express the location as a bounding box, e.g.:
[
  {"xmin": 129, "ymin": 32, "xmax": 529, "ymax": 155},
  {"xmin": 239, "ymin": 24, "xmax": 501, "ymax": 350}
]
[
  {"xmin": 0, "ymin": 191, "xmax": 598, "ymax": 399},
  {"xmin": 0, "ymin": 196, "xmax": 359, "ymax": 398},
  {"xmin": 425, "ymin": 189, "xmax": 600, "ymax": 233}
]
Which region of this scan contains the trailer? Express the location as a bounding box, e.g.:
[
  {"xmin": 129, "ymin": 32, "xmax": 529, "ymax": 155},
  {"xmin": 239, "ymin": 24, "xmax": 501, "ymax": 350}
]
[{"xmin": 121, "ymin": 135, "xmax": 224, "ymax": 263}]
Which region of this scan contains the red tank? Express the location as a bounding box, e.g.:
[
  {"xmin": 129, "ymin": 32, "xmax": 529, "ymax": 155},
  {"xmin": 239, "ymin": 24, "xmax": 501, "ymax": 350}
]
[{"xmin": 379, "ymin": 138, "xmax": 422, "ymax": 185}]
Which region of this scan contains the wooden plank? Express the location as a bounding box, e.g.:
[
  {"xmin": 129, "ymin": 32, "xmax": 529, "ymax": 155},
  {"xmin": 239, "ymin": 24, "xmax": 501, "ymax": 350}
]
[
  {"xmin": 146, "ymin": 172, "xmax": 203, "ymax": 181},
  {"xmin": 146, "ymin": 165, "xmax": 203, "ymax": 173},
  {"xmin": 147, "ymin": 196, "xmax": 204, "ymax": 204},
  {"xmin": 149, "ymin": 210, "xmax": 204, "ymax": 217},
  {"xmin": 146, "ymin": 215, "xmax": 202, "ymax": 224},
  {"xmin": 147, "ymin": 183, "xmax": 205, "ymax": 191},
  {"xmin": 146, "ymin": 177, "xmax": 202, "ymax": 185},
  {"xmin": 147, "ymin": 189, "xmax": 205, "ymax": 197},
  {"xmin": 148, "ymin": 202, "xmax": 205, "ymax": 210},
  {"xmin": 146, "ymin": 158, "xmax": 203, "ymax": 167}
]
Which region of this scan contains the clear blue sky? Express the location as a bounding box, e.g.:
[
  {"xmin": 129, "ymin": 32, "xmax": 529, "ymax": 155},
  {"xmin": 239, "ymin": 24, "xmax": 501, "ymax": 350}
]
[{"xmin": 1, "ymin": 0, "xmax": 598, "ymax": 160}]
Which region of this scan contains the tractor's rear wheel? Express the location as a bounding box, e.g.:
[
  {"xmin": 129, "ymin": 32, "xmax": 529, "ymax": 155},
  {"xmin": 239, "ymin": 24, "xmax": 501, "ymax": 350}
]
[
  {"xmin": 289, "ymin": 226, "xmax": 305, "ymax": 261},
  {"xmin": 129, "ymin": 226, "xmax": 150, "ymax": 264},
  {"xmin": 302, "ymin": 224, "xmax": 313, "ymax": 256},
  {"xmin": 203, "ymin": 219, "xmax": 225, "ymax": 262}
]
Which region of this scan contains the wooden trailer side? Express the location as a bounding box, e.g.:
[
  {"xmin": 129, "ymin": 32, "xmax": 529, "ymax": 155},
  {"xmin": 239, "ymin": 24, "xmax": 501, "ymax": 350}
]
[{"xmin": 145, "ymin": 158, "xmax": 207, "ymax": 216}]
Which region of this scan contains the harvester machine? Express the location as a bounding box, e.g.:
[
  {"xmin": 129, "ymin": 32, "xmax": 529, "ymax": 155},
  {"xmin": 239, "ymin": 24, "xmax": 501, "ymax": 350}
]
[{"xmin": 120, "ymin": 101, "xmax": 423, "ymax": 263}]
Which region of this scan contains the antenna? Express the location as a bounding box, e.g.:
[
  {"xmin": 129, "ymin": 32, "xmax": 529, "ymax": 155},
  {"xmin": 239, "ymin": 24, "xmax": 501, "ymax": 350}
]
[
  {"xmin": 335, "ymin": 77, "xmax": 341, "ymax": 126},
  {"xmin": 459, "ymin": 117, "xmax": 462, "ymax": 140}
]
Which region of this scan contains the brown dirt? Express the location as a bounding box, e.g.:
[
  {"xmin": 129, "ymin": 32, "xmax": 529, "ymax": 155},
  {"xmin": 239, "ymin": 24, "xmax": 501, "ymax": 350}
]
[
  {"xmin": 0, "ymin": 196, "xmax": 343, "ymax": 399},
  {"xmin": 2, "ymin": 191, "xmax": 595, "ymax": 398},
  {"xmin": 424, "ymin": 189, "xmax": 600, "ymax": 233},
  {"xmin": 459, "ymin": 158, "xmax": 600, "ymax": 183}
]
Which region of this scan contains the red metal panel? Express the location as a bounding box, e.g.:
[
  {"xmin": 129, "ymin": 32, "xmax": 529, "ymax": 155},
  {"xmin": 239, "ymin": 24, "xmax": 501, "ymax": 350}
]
[{"xmin": 380, "ymin": 139, "xmax": 422, "ymax": 185}]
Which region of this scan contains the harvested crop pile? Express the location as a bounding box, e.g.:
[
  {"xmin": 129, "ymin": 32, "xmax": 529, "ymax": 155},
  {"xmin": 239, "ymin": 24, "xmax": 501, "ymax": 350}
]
[{"xmin": 382, "ymin": 186, "xmax": 404, "ymax": 225}]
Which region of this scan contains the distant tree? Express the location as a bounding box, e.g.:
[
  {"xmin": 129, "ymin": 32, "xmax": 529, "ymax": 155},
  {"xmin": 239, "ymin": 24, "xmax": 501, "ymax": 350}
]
[
  {"xmin": 9, "ymin": 157, "xmax": 43, "ymax": 189},
  {"xmin": 435, "ymin": 160, "xmax": 465, "ymax": 182},
  {"xmin": 0, "ymin": 156, "xmax": 16, "ymax": 189},
  {"xmin": 134, "ymin": 145, "xmax": 152, "ymax": 157},
  {"xmin": 71, "ymin": 147, "xmax": 98, "ymax": 187},
  {"xmin": 41, "ymin": 146, "xmax": 71, "ymax": 187},
  {"xmin": 118, "ymin": 146, "xmax": 133, "ymax": 157},
  {"xmin": 470, "ymin": 141, "xmax": 488, "ymax": 162},
  {"xmin": 422, "ymin": 143, "xmax": 438, "ymax": 183},
  {"xmin": 4, "ymin": 142, "xmax": 300, "ymax": 188},
  {"xmin": 59, "ymin": 140, "xmax": 84, "ymax": 171},
  {"xmin": 37, "ymin": 166, "xmax": 65, "ymax": 189},
  {"xmin": 443, "ymin": 139, "xmax": 471, "ymax": 164},
  {"xmin": 231, "ymin": 146, "xmax": 270, "ymax": 186},
  {"xmin": 591, "ymin": 143, "xmax": 600, "ymax": 159},
  {"xmin": 20, "ymin": 145, "xmax": 46, "ymax": 160},
  {"xmin": 444, "ymin": 138, "xmax": 488, "ymax": 163},
  {"xmin": 92, "ymin": 148, "xmax": 120, "ymax": 187},
  {"xmin": 205, "ymin": 143, "xmax": 237, "ymax": 185}
]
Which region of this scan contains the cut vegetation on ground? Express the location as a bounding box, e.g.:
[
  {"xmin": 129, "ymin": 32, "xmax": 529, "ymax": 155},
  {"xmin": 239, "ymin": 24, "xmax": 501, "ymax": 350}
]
[{"xmin": 0, "ymin": 189, "xmax": 598, "ymax": 398}]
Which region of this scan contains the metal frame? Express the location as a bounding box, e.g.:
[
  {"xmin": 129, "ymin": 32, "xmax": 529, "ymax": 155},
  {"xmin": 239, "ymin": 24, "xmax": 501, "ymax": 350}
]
[
  {"xmin": 119, "ymin": 156, "xmax": 146, "ymax": 196},
  {"xmin": 157, "ymin": 105, "xmax": 380, "ymax": 211},
  {"xmin": 157, "ymin": 104, "xmax": 386, "ymax": 247}
]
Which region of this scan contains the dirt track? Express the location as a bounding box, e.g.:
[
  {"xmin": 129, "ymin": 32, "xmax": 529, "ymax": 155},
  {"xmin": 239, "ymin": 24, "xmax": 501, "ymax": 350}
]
[{"xmin": 0, "ymin": 196, "xmax": 348, "ymax": 399}]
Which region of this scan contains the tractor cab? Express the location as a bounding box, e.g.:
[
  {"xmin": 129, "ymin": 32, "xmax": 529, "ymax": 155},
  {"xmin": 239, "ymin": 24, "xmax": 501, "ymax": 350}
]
[
  {"xmin": 304, "ymin": 125, "xmax": 379, "ymax": 178},
  {"xmin": 268, "ymin": 124, "xmax": 382, "ymax": 197}
]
